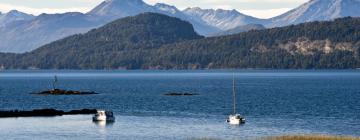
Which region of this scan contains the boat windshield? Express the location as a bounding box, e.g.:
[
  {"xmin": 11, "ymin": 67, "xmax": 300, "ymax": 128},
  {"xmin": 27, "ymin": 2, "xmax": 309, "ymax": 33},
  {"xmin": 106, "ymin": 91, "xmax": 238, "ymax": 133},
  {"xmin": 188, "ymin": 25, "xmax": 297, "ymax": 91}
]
[{"xmin": 105, "ymin": 111, "xmax": 113, "ymax": 116}]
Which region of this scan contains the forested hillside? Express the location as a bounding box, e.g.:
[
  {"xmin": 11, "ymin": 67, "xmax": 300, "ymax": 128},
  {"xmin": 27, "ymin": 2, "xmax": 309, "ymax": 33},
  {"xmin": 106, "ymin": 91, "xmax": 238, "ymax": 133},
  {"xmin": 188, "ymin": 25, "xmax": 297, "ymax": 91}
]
[
  {"xmin": 0, "ymin": 15, "xmax": 359, "ymax": 69},
  {"xmin": 148, "ymin": 17, "xmax": 360, "ymax": 69}
]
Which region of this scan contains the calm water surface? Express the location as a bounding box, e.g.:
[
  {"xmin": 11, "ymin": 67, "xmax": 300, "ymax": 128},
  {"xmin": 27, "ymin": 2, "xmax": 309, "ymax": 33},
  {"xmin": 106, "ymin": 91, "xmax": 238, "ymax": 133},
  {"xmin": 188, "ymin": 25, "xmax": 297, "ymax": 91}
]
[{"xmin": 0, "ymin": 70, "xmax": 359, "ymax": 140}]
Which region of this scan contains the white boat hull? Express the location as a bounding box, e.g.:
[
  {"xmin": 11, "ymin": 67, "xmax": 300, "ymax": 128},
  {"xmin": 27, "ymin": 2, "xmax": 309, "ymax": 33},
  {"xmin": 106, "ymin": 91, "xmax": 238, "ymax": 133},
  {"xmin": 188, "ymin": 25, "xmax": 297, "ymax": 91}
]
[
  {"xmin": 93, "ymin": 116, "xmax": 106, "ymax": 121},
  {"xmin": 92, "ymin": 110, "xmax": 115, "ymax": 122},
  {"xmin": 227, "ymin": 114, "xmax": 245, "ymax": 125}
]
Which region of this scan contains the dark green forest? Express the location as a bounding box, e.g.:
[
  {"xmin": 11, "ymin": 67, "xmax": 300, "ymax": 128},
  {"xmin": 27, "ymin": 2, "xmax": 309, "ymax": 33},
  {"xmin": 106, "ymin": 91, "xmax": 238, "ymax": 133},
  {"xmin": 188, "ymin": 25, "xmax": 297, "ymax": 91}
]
[{"xmin": 0, "ymin": 13, "xmax": 359, "ymax": 69}]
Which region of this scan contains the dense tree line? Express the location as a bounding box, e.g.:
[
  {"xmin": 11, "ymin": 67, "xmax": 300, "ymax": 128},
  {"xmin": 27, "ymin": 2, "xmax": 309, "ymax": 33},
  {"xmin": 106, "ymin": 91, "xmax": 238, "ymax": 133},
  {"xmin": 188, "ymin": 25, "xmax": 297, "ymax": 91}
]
[{"xmin": 0, "ymin": 14, "xmax": 359, "ymax": 69}]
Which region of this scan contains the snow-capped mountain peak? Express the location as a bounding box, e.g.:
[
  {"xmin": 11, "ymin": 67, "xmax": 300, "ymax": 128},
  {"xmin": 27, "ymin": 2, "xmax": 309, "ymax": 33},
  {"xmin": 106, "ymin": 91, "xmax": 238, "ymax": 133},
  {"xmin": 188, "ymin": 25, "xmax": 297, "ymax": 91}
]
[
  {"xmin": 154, "ymin": 3, "xmax": 178, "ymax": 14},
  {"xmin": 184, "ymin": 7, "xmax": 248, "ymax": 19},
  {"xmin": 151, "ymin": 3, "xmax": 220, "ymax": 35},
  {"xmin": 183, "ymin": 7, "xmax": 265, "ymax": 30},
  {"xmin": 5, "ymin": 10, "xmax": 34, "ymax": 19},
  {"xmin": 268, "ymin": 0, "xmax": 360, "ymax": 27},
  {"xmin": 7, "ymin": 10, "xmax": 23, "ymax": 15},
  {"xmin": 87, "ymin": 0, "xmax": 152, "ymax": 17},
  {"xmin": 104, "ymin": 0, "xmax": 146, "ymax": 5},
  {"xmin": 0, "ymin": 10, "xmax": 34, "ymax": 27}
]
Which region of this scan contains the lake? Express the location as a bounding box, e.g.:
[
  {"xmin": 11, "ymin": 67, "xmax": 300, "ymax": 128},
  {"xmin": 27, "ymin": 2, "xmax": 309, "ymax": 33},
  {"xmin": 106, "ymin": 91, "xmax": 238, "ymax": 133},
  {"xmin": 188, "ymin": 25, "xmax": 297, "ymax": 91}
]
[{"xmin": 0, "ymin": 70, "xmax": 359, "ymax": 140}]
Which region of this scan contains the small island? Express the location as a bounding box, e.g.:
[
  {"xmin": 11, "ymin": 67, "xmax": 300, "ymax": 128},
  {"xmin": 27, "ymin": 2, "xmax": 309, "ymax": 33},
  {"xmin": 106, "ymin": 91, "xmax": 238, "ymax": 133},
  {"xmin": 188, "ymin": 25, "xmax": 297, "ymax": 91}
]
[
  {"xmin": 31, "ymin": 75, "xmax": 99, "ymax": 95},
  {"xmin": 164, "ymin": 92, "xmax": 199, "ymax": 96},
  {"xmin": 33, "ymin": 89, "xmax": 99, "ymax": 95}
]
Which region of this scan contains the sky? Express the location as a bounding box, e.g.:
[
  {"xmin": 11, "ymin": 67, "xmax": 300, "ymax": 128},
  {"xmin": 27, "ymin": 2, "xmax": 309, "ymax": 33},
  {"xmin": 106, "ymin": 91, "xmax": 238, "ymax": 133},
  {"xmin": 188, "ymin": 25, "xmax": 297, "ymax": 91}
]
[{"xmin": 0, "ymin": 0, "xmax": 308, "ymax": 19}]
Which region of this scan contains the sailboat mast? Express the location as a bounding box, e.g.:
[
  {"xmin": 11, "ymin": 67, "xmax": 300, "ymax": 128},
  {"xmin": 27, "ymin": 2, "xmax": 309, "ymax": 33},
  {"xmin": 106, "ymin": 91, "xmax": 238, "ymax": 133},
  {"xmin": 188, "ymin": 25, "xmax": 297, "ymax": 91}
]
[
  {"xmin": 233, "ymin": 73, "xmax": 236, "ymax": 115},
  {"xmin": 53, "ymin": 75, "xmax": 58, "ymax": 90}
]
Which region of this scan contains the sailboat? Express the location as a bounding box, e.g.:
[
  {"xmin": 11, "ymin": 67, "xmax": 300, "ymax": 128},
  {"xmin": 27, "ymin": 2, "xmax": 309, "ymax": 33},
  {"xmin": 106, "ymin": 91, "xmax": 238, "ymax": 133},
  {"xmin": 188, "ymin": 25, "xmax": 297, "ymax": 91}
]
[{"xmin": 226, "ymin": 74, "xmax": 245, "ymax": 125}]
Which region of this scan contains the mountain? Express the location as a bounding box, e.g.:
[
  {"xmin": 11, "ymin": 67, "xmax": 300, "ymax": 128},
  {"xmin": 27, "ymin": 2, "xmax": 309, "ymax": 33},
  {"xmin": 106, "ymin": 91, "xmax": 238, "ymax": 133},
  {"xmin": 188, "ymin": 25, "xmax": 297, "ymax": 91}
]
[
  {"xmin": 88, "ymin": 0, "xmax": 153, "ymax": 18},
  {"xmin": 155, "ymin": 17, "xmax": 360, "ymax": 69},
  {"xmin": 0, "ymin": 10, "xmax": 34, "ymax": 27},
  {"xmin": 0, "ymin": 0, "xmax": 217, "ymax": 53},
  {"xmin": 0, "ymin": 13, "xmax": 202, "ymax": 69},
  {"xmin": 1, "ymin": 16, "xmax": 359, "ymax": 69},
  {"xmin": 2, "ymin": 0, "xmax": 360, "ymax": 53},
  {"xmin": 88, "ymin": 0, "xmax": 219, "ymax": 36},
  {"xmin": 0, "ymin": 12, "xmax": 102, "ymax": 53},
  {"xmin": 268, "ymin": 0, "xmax": 360, "ymax": 27},
  {"xmin": 209, "ymin": 24, "xmax": 265, "ymax": 37},
  {"xmin": 183, "ymin": 7, "xmax": 266, "ymax": 30},
  {"xmin": 0, "ymin": 0, "xmax": 157, "ymax": 53},
  {"xmin": 151, "ymin": 3, "xmax": 220, "ymax": 35}
]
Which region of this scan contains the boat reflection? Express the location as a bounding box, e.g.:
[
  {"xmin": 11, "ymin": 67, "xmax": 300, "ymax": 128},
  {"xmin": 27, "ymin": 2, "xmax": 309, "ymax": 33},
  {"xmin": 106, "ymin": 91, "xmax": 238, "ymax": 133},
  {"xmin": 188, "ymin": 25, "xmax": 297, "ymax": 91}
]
[{"xmin": 93, "ymin": 120, "xmax": 115, "ymax": 127}]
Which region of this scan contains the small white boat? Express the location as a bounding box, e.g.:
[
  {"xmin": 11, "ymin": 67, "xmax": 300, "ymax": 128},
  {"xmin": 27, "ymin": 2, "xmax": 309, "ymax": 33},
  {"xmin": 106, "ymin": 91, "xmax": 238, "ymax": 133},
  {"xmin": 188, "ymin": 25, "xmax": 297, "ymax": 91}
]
[
  {"xmin": 226, "ymin": 74, "xmax": 245, "ymax": 125},
  {"xmin": 227, "ymin": 114, "xmax": 245, "ymax": 125},
  {"xmin": 92, "ymin": 110, "xmax": 115, "ymax": 122}
]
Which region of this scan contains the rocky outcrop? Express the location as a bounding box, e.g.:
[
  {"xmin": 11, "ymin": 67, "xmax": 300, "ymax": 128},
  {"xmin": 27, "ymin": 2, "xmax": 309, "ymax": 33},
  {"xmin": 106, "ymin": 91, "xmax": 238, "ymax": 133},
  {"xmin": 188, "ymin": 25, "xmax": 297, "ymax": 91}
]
[{"xmin": 277, "ymin": 37, "xmax": 358, "ymax": 55}]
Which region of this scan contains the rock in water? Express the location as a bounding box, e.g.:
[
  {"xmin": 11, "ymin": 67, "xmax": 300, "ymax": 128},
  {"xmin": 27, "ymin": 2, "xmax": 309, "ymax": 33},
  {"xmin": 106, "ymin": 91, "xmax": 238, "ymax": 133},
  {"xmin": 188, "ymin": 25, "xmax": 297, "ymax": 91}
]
[{"xmin": 33, "ymin": 89, "xmax": 99, "ymax": 95}]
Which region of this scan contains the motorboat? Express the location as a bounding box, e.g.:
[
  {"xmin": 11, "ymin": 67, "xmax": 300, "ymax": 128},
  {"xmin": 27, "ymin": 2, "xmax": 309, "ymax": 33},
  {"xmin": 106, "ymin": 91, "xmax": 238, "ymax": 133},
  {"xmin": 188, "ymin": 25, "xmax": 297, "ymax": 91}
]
[{"xmin": 92, "ymin": 110, "xmax": 115, "ymax": 122}]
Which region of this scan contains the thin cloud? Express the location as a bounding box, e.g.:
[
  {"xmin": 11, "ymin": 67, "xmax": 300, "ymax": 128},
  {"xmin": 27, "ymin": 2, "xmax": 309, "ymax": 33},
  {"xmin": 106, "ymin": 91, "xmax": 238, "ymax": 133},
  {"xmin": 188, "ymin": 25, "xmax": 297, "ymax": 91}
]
[
  {"xmin": 240, "ymin": 8, "xmax": 291, "ymax": 19},
  {"xmin": 0, "ymin": 3, "xmax": 91, "ymax": 15}
]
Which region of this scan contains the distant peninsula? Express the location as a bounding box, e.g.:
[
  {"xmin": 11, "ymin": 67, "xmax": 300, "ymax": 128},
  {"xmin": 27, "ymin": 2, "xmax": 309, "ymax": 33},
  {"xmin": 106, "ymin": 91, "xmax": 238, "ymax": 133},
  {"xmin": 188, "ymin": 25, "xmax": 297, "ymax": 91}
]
[{"xmin": 0, "ymin": 109, "xmax": 97, "ymax": 118}]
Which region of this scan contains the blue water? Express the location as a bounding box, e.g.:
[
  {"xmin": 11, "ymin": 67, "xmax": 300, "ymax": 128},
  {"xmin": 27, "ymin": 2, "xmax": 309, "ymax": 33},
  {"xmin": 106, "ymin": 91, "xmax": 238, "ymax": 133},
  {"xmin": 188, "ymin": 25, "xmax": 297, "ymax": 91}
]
[{"xmin": 0, "ymin": 70, "xmax": 359, "ymax": 140}]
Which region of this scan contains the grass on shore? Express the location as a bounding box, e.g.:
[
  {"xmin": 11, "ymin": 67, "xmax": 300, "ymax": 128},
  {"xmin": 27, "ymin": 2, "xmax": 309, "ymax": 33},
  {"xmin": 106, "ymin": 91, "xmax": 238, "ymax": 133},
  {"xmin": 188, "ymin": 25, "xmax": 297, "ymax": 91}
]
[
  {"xmin": 193, "ymin": 135, "xmax": 360, "ymax": 140},
  {"xmin": 265, "ymin": 135, "xmax": 360, "ymax": 140}
]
